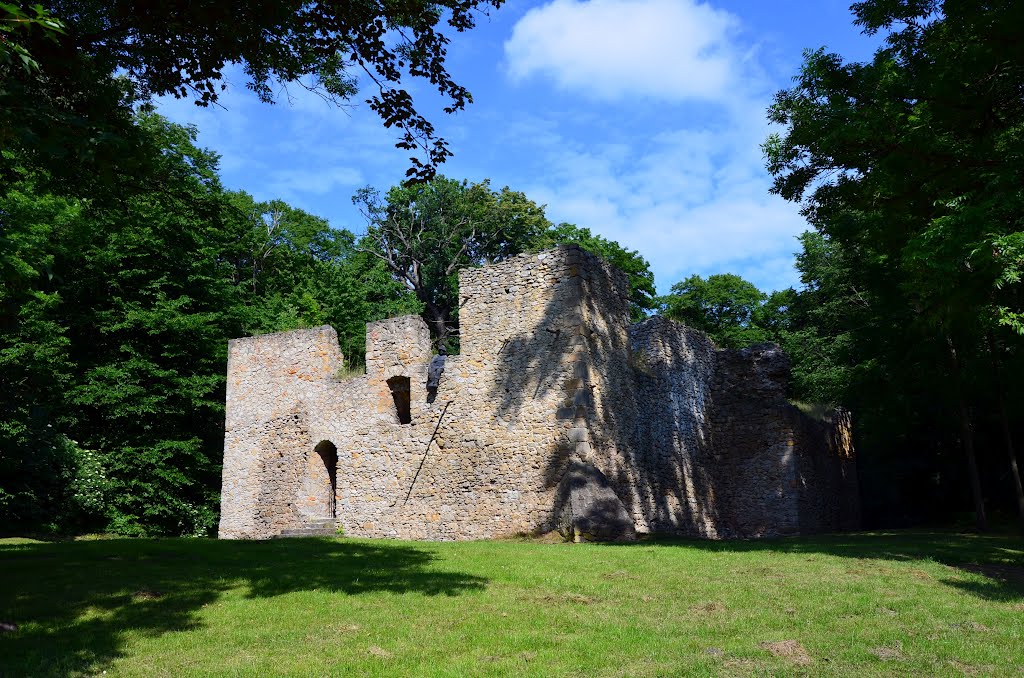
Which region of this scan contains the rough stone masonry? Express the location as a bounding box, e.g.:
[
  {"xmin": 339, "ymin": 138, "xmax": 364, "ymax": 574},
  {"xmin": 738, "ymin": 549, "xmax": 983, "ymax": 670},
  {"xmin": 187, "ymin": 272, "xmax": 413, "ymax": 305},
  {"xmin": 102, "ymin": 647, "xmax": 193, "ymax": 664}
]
[{"xmin": 218, "ymin": 246, "xmax": 859, "ymax": 541}]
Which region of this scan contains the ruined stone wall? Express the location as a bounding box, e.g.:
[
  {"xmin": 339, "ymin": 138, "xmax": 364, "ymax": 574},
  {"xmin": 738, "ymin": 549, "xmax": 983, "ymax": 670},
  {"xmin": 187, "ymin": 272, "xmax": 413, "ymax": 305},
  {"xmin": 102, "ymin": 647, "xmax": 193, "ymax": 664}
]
[
  {"xmin": 219, "ymin": 327, "xmax": 340, "ymax": 538},
  {"xmin": 791, "ymin": 408, "xmax": 860, "ymax": 533},
  {"xmin": 219, "ymin": 246, "xmax": 859, "ymax": 541},
  {"xmin": 543, "ymin": 245, "xmax": 857, "ymax": 539},
  {"xmin": 706, "ymin": 345, "xmax": 859, "ymax": 537},
  {"xmin": 221, "ymin": 247, "xmax": 595, "ymax": 540},
  {"xmin": 622, "ymin": 317, "xmax": 722, "ymax": 536},
  {"xmin": 705, "ymin": 345, "xmax": 804, "ymax": 536},
  {"xmin": 558, "ymin": 254, "xmax": 726, "ymax": 538}
]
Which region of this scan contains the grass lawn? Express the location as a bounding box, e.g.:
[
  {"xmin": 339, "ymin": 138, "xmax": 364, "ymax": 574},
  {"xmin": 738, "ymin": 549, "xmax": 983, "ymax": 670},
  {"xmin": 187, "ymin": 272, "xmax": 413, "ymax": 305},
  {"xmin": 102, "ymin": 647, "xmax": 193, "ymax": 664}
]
[{"xmin": 1, "ymin": 531, "xmax": 1022, "ymax": 677}]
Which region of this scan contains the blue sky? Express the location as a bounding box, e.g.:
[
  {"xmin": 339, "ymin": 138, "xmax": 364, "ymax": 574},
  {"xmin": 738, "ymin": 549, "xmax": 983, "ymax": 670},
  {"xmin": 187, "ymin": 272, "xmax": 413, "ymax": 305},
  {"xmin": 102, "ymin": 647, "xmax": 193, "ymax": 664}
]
[{"xmin": 156, "ymin": 0, "xmax": 880, "ymax": 294}]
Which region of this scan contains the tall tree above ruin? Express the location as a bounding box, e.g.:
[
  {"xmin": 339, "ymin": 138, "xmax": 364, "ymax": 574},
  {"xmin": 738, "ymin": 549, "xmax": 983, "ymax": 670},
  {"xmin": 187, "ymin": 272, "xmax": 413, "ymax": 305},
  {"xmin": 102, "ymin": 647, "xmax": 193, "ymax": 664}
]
[{"xmin": 354, "ymin": 177, "xmax": 550, "ymax": 347}]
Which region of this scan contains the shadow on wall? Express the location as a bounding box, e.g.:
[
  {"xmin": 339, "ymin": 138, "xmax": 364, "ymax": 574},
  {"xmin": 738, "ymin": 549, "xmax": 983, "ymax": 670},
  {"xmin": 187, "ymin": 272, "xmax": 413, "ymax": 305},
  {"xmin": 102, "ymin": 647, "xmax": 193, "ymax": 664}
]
[
  {"xmin": 485, "ymin": 251, "xmax": 856, "ymax": 539},
  {"xmin": 0, "ymin": 538, "xmax": 487, "ymax": 676},
  {"xmin": 486, "ymin": 255, "xmax": 723, "ymax": 537}
]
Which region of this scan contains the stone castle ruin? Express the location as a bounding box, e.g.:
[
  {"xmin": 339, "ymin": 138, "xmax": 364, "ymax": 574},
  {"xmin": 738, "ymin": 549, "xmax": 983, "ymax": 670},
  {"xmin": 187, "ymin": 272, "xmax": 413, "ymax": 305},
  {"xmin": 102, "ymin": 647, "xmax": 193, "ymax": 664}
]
[{"xmin": 219, "ymin": 246, "xmax": 859, "ymax": 541}]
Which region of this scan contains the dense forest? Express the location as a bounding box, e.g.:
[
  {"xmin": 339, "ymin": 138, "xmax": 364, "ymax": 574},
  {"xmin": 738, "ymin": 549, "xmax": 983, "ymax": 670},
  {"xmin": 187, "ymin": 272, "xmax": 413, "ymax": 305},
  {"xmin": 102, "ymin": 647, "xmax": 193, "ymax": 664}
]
[{"xmin": 2, "ymin": 0, "xmax": 1023, "ymax": 535}]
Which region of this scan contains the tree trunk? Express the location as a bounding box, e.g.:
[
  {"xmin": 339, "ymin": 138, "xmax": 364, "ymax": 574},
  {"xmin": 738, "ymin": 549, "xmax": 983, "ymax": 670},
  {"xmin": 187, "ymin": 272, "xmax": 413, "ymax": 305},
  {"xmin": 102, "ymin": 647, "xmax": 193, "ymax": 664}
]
[
  {"xmin": 987, "ymin": 331, "xmax": 1024, "ymax": 532},
  {"xmin": 423, "ymin": 301, "xmax": 450, "ymax": 349},
  {"xmin": 946, "ymin": 333, "xmax": 988, "ymax": 532}
]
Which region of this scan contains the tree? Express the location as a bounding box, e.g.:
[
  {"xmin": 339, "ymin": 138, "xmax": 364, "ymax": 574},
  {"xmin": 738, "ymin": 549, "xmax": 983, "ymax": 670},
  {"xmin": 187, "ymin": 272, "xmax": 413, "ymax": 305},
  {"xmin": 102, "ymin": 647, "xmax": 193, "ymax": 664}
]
[
  {"xmin": 354, "ymin": 177, "xmax": 550, "ymax": 347},
  {"xmin": 540, "ymin": 222, "xmax": 656, "ymax": 322},
  {"xmin": 2, "ymin": 0, "xmax": 504, "ymax": 186},
  {"xmin": 55, "ymin": 114, "xmax": 242, "ymax": 535},
  {"xmin": 221, "ymin": 190, "xmax": 419, "ymax": 366},
  {"xmin": 0, "ymin": 179, "xmax": 84, "ymax": 529},
  {"xmin": 356, "ymin": 177, "xmax": 661, "ymax": 345},
  {"xmin": 2, "ymin": 109, "xmax": 460, "ymax": 535},
  {"xmin": 0, "ymin": 4, "xmax": 65, "ymax": 71},
  {"xmin": 764, "ymin": 0, "xmax": 1024, "ymax": 530},
  {"xmin": 659, "ymin": 274, "xmax": 770, "ymax": 348}
]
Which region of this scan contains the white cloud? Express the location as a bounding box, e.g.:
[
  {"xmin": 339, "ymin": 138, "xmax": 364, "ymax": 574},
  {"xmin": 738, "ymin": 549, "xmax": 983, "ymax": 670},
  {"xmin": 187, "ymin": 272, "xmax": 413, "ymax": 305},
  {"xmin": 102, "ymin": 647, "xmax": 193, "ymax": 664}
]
[
  {"xmin": 514, "ymin": 102, "xmax": 806, "ymax": 293},
  {"xmin": 267, "ymin": 166, "xmax": 364, "ymax": 197},
  {"xmin": 497, "ymin": 1, "xmax": 805, "ymax": 292},
  {"xmin": 505, "ymin": 0, "xmax": 743, "ymax": 101},
  {"xmin": 149, "ymin": 7, "xmax": 809, "ymax": 292}
]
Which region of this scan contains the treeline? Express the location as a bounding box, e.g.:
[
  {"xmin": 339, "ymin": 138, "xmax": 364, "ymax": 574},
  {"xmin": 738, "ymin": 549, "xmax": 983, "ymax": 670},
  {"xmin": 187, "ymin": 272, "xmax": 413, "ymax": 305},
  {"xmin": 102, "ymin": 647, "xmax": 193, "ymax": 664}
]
[
  {"xmin": 763, "ymin": 0, "xmax": 1024, "ymax": 530},
  {"xmin": 662, "ymin": 0, "xmax": 1024, "ymax": 529},
  {"xmin": 4, "ymin": 111, "xmax": 1021, "ymax": 535},
  {"xmin": 1, "ymin": 114, "xmax": 394, "ymax": 534}
]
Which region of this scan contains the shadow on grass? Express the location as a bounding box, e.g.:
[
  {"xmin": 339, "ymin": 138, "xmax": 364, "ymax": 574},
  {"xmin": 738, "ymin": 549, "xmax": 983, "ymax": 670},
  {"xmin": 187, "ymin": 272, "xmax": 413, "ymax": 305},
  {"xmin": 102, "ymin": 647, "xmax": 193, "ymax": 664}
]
[
  {"xmin": 0, "ymin": 537, "xmax": 486, "ymax": 677},
  {"xmin": 592, "ymin": 529, "xmax": 1024, "ymax": 602}
]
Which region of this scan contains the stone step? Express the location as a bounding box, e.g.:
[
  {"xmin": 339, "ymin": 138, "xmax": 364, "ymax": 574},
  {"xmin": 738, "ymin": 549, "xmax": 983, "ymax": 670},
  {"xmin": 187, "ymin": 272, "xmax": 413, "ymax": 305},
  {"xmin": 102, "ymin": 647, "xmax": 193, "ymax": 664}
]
[
  {"xmin": 277, "ymin": 528, "xmax": 337, "ymax": 538},
  {"xmin": 296, "ymin": 520, "xmax": 335, "ymax": 532},
  {"xmin": 273, "ymin": 517, "xmax": 339, "ymax": 538}
]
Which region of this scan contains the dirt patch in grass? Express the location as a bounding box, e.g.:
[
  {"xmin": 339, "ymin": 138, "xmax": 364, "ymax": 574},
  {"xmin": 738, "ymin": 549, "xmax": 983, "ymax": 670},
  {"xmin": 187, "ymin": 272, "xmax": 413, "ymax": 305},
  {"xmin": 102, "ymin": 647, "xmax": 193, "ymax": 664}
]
[
  {"xmin": 948, "ymin": 658, "xmax": 985, "ymax": 675},
  {"xmin": 479, "ymin": 650, "xmax": 538, "ymax": 664},
  {"xmin": 530, "ymin": 592, "xmax": 597, "ymax": 605},
  {"xmin": 367, "ymin": 646, "xmax": 392, "ymax": 658},
  {"xmin": 722, "ymin": 657, "xmax": 761, "ymax": 672},
  {"xmin": 602, "ymin": 570, "xmax": 637, "ymax": 580},
  {"xmin": 759, "ymin": 640, "xmax": 812, "ymax": 666},
  {"xmin": 949, "ymin": 620, "xmax": 990, "ymax": 632},
  {"xmin": 691, "ymin": 601, "xmax": 726, "ymax": 614},
  {"xmin": 869, "ymin": 642, "xmax": 903, "ymax": 661},
  {"xmin": 324, "ymin": 623, "xmax": 360, "ymax": 634},
  {"xmin": 132, "ymin": 589, "xmax": 164, "ymax": 601}
]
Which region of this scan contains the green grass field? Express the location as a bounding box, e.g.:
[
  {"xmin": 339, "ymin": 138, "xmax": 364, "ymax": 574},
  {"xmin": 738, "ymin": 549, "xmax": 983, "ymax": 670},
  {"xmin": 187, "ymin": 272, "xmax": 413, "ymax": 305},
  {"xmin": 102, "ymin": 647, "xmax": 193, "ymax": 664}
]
[{"xmin": 1, "ymin": 531, "xmax": 1021, "ymax": 677}]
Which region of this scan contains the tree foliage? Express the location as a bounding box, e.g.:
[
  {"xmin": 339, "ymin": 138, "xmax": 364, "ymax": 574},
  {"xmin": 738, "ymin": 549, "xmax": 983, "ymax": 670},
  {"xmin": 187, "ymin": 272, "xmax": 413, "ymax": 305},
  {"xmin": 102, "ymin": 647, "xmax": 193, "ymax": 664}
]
[
  {"xmin": 0, "ymin": 111, "xmax": 423, "ymax": 535},
  {"xmin": 355, "ymin": 177, "xmax": 552, "ymax": 347},
  {"xmin": 659, "ymin": 274, "xmax": 771, "ymax": 349},
  {"xmin": 355, "ymin": 178, "xmax": 659, "ymax": 346},
  {"xmin": 765, "ymin": 0, "xmax": 1024, "ymax": 529},
  {"xmin": 2, "ymin": 0, "xmax": 504, "ymax": 187}
]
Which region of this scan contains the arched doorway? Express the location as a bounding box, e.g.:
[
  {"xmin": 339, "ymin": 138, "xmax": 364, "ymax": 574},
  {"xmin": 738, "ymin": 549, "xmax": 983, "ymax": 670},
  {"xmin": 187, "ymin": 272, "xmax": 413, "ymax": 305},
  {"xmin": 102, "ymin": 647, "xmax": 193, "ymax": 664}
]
[{"xmin": 307, "ymin": 440, "xmax": 337, "ymax": 519}]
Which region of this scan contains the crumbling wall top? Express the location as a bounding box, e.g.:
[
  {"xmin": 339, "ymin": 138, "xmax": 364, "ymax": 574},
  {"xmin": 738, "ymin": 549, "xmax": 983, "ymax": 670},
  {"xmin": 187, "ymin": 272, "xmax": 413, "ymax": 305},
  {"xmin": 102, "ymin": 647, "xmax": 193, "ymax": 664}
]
[
  {"xmin": 365, "ymin": 315, "xmax": 431, "ymax": 376},
  {"xmin": 224, "ymin": 325, "xmax": 342, "ymax": 431}
]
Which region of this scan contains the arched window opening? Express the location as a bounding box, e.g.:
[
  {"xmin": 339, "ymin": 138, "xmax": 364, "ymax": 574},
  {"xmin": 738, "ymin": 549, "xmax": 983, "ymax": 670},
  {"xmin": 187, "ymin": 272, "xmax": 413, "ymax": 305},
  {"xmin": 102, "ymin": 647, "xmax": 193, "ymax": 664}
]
[{"xmin": 387, "ymin": 375, "xmax": 412, "ymax": 424}]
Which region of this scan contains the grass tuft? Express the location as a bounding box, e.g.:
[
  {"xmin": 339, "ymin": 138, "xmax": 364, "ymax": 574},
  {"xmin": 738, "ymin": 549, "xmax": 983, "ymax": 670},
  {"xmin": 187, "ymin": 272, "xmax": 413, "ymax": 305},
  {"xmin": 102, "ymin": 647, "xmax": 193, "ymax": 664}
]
[
  {"xmin": 790, "ymin": 399, "xmax": 837, "ymax": 422},
  {"xmin": 335, "ymin": 363, "xmax": 366, "ymax": 380}
]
